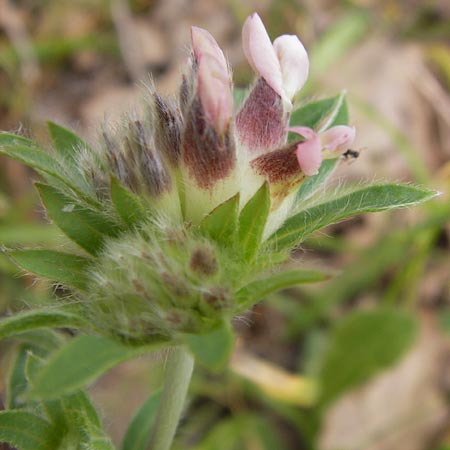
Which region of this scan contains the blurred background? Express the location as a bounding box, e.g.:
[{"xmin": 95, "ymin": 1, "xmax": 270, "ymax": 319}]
[{"xmin": 0, "ymin": 0, "xmax": 449, "ymax": 449}]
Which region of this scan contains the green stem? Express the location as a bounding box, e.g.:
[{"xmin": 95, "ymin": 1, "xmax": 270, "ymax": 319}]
[{"xmin": 148, "ymin": 346, "xmax": 194, "ymax": 450}]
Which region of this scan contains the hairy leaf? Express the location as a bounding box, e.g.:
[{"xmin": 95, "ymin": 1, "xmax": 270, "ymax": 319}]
[
  {"xmin": 8, "ymin": 249, "xmax": 91, "ymax": 289},
  {"xmin": 110, "ymin": 175, "xmax": 147, "ymax": 227},
  {"xmin": 47, "ymin": 121, "xmax": 89, "ymax": 165},
  {"xmin": 238, "ymin": 182, "xmax": 271, "ymax": 261},
  {"xmin": 236, "ymin": 269, "xmax": 328, "ymax": 311},
  {"xmin": 37, "ymin": 183, "xmax": 120, "ymax": 254},
  {"xmin": 199, "ymin": 194, "xmax": 239, "ymax": 246},
  {"xmin": 0, "ymin": 310, "xmax": 82, "ymax": 341},
  {"xmin": 0, "ymin": 411, "xmax": 60, "ymax": 450},
  {"xmin": 269, "ymin": 184, "xmax": 437, "ymax": 250},
  {"xmin": 29, "ymin": 335, "xmax": 168, "ymax": 399}
]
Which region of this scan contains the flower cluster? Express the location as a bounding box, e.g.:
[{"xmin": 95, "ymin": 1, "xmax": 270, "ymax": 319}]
[{"xmin": 2, "ymin": 12, "xmax": 364, "ymax": 343}]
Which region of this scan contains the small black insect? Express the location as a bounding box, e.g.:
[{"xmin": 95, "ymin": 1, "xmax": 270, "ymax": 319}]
[{"xmin": 342, "ymin": 148, "xmax": 360, "ymax": 160}]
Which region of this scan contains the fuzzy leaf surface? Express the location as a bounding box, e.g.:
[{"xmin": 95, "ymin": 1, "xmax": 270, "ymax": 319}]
[
  {"xmin": 184, "ymin": 322, "xmax": 234, "ymax": 371},
  {"xmin": 110, "ymin": 175, "xmax": 147, "ymax": 227},
  {"xmin": 318, "ymin": 309, "xmax": 418, "ymax": 406},
  {"xmin": 121, "ymin": 391, "xmax": 162, "ymax": 450},
  {"xmin": 29, "ymin": 335, "xmax": 167, "ymax": 400},
  {"xmin": 37, "ymin": 183, "xmax": 120, "ymax": 254},
  {"xmin": 238, "ymin": 182, "xmax": 270, "ymax": 261},
  {"xmin": 8, "ymin": 249, "xmax": 91, "ymax": 289},
  {"xmin": 47, "ymin": 121, "xmax": 89, "ymax": 165},
  {"xmin": 290, "ymin": 95, "xmax": 341, "ymax": 131},
  {"xmin": 0, "ymin": 411, "xmax": 60, "ymax": 450},
  {"xmin": 0, "ymin": 132, "xmax": 39, "ymax": 148},
  {"xmin": 199, "ymin": 194, "xmax": 239, "ymax": 246},
  {"xmin": 236, "ymin": 269, "xmax": 328, "ymax": 311},
  {"xmin": 0, "ymin": 310, "xmax": 82, "ymax": 341},
  {"xmin": 269, "ymin": 184, "xmax": 437, "ymax": 250}
]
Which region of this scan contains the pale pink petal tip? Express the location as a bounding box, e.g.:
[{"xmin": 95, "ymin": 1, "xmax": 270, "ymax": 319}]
[
  {"xmin": 242, "ymin": 13, "xmax": 283, "ymax": 97},
  {"xmin": 321, "ymin": 125, "xmax": 356, "ymax": 153},
  {"xmin": 191, "ymin": 26, "xmax": 227, "ymax": 68}
]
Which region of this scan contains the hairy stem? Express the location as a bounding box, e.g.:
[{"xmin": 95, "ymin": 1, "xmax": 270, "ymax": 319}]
[{"xmin": 148, "ymin": 346, "xmax": 194, "ymax": 450}]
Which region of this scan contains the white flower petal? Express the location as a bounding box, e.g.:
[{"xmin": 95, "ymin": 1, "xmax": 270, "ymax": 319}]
[{"xmin": 273, "ymin": 34, "xmax": 309, "ymax": 101}]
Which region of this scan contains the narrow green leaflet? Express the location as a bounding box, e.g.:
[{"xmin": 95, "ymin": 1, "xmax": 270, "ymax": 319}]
[
  {"xmin": 296, "ymin": 159, "xmax": 337, "ymax": 204},
  {"xmin": 37, "ymin": 183, "xmax": 120, "ymax": 254},
  {"xmin": 290, "ymin": 95, "xmax": 341, "ymax": 131},
  {"xmin": 110, "ymin": 175, "xmax": 147, "ymax": 227},
  {"xmin": 0, "ymin": 309, "xmax": 82, "ymax": 340},
  {"xmin": 28, "ymin": 335, "xmax": 167, "ymax": 400},
  {"xmin": 318, "ymin": 309, "xmax": 418, "ymax": 406},
  {"xmin": 184, "ymin": 322, "xmax": 234, "ymax": 371},
  {"xmin": 199, "ymin": 194, "xmax": 239, "ymax": 246},
  {"xmin": 269, "ymin": 184, "xmax": 437, "ymax": 250},
  {"xmin": 236, "ymin": 269, "xmax": 328, "ymax": 312},
  {"xmin": 6, "ymin": 344, "xmax": 30, "ymax": 409},
  {"xmin": 47, "ymin": 121, "xmax": 89, "ymax": 165},
  {"xmin": 0, "ymin": 411, "xmax": 60, "ymax": 450},
  {"xmin": 121, "ymin": 391, "xmax": 162, "ymax": 450},
  {"xmin": 0, "ymin": 132, "xmax": 39, "ymax": 148},
  {"xmin": 8, "ymin": 249, "xmax": 91, "ymax": 289},
  {"xmin": 238, "ymin": 182, "xmax": 270, "ymax": 261}
]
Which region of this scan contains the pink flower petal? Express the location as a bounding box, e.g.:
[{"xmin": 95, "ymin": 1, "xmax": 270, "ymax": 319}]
[
  {"xmin": 273, "ymin": 35, "xmax": 309, "ymax": 101},
  {"xmin": 295, "ymin": 135, "xmax": 322, "ymax": 176},
  {"xmin": 242, "ymin": 13, "xmax": 283, "ymax": 97},
  {"xmin": 191, "ymin": 26, "xmax": 227, "ymax": 68},
  {"xmin": 197, "ymin": 54, "xmax": 232, "ymax": 133},
  {"xmin": 289, "ymin": 126, "xmax": 322, "ymax": 175},
  {"xmin": 321, "ymin": 125, "xmax": 356, "ymax": 153}
]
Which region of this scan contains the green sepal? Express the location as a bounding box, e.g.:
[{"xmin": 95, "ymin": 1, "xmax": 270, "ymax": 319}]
[
  {"xmin": 236, "ymin": 269, "xmax": 329, "ymax": 312},
  {"xmin": 318, "ymin": 309, "xmax": 418, "ymax": 406},
  {"xmin": 36, "ymin": 183, "xmax": 121, "ymax": 254},
  {"xmin": 199, "ymin": 193, "xmax": 240, "ymax": 246},
  {"xmin": 0, "ymin": 411, "xmax": 61, "ymax": 450},
  {"xmin": 0, "ymin": 309, "xmax": 83, "ymax": 341},
  {"xmin": 184, "ymin": 321, "xmax": 234, "ymax": 371},
  {"xmin": 269, "ymin": 183, "xmax": 437, "ymax": 251},
  {"xmin": 8, "ymin": 248, "xmax": 92, "ymax": 290},
  {"xmin": 28, "ymin": 335, "xmax": 169, "ymax": 400},
  {"xmin": 238, "ymin": 182, "xmax": 270, "ymax": 261},
  {"xmin": 110, "ymin": 175, "xmax": 147, "ymax": 227},
  {"xmin": 121, "ymin": 390, "xmax": 162, "ymax": 450}
]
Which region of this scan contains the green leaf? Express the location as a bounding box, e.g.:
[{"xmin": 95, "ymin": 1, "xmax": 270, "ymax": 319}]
[
  {"xmin": 110, "ymin": 175, "xmax": 147, "ymax": 227},
  {"xmin": 269, "ymin": 184, "xmax": 437, "ymax": 250},
  {"xmin": 6, "ymin": 344, "xmax": 31, "ymax": 409},
  {"xmin": 29, "ymin": 335, "xmax": 168, "ymax": 400},
  {"xmin": 296, "ymin": 158, "xmax": 337, "ymax": 203},
  {"xmin": 8, "ymin": 249, "xmax": 91, "ymax": 289},
  {"xmin": 0, "ymin": 132, "xmax": 39, "ymax": 148},
  {"xmin": 121, "ymin": 391, "xmax": 162, "ymax": 450},
  {"xmin": 47, "ymin": 121, "xmax": 89, "ymax": 165},
  {"xmin": 319, "ymin": 309, "xmax": 418, "ymax": 406},
  {"xmin": 238, "ymin": 183, "xmax": 271, "ymax": 261},
  {"xmin": 184, "ymin": 322, "xmax": 234, "ymax": 371},
  {"xmin": 290, "ymin": 95, "xmax": 341, "ymax": 131},
  {"xmin": 236, "ymin": 269, "xmax": 329, "ymax": 311},
  {"xmin": 199, "ymin": 194, "xmax": 239, "ymax": 246},
  {"xmin": 0, "ymin": 411, "xmax": 60, "ymax": 450},
  {"xmin": 0, "ymin": 309, "xmax": 82, "ymax": 341},
  {"xmin": 37, "ymin": 183, "xmax": 120, "ymax": 254}
]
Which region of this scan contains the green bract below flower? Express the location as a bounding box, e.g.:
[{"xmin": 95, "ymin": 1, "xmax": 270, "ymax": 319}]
[{"xmin": 0, "ymin": 14, "xmax": 436, "ymax": 351}]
